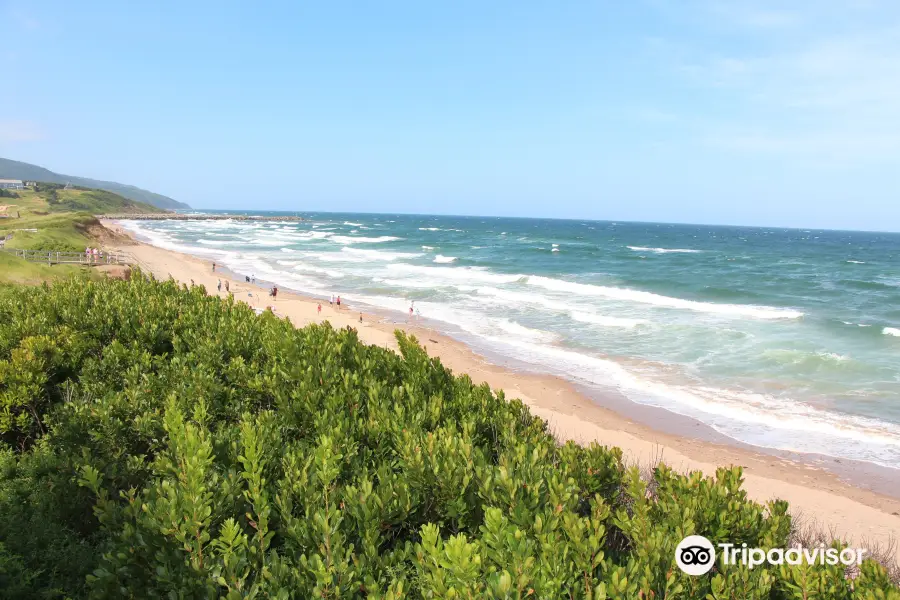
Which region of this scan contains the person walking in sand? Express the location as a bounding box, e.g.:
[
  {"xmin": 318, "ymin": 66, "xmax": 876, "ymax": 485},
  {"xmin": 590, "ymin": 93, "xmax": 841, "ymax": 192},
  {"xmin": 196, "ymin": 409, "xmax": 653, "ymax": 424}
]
[
  {"xmin": 217, "ymin": 279, "xmax": 222, "ymax": 292},
  {"xmin": 271, "ymin": 285, "xmax": 278, "ymax": 301},
  {"xmin": 251, "ymin": 274, "xmax": 256, "ymax": 284},
  {"xmin": 317, "ymin": 303, "xmax": 322, "ymax": 315},
  {"xmin": 330, "ymin": 294, "xmax": 334, "ymax": 307},
  {"xmin": 336, "ymin": 296, "xmax": 341, "ymax": 309},
  {"xmin": 225, "ymin": 280, "xmax": 230, "ymax": 293},
  {"xmin": 359, "ymin": 312, "xmax": 363, "ymax": 323},
  {"xmin": 212, "ymin": 262, "xmax": 216, "ymax": 272}
]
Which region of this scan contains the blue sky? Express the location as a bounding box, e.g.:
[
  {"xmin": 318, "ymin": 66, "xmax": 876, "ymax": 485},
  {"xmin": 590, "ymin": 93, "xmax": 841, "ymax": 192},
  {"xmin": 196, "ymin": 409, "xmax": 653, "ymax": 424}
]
[{"xmin": 2, "ymin": 1, "xmax": 899, "ymax": 230}]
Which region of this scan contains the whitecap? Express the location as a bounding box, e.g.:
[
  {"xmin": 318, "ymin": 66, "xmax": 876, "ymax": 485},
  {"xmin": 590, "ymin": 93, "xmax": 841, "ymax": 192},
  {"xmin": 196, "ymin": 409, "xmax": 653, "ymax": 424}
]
[
  {"xmin": 526, "ymin": 276, "xmax": 803, "ymax": 319},
  {"xmin": 628, "ymin": 246, "xmax": 702, "ymax": 254},
  {"xmin": 330, "ymin": 235, "xmax": 401, "ymax": 244},
  {"xmin": 473, "ymin": 286, "xmax": 647, "ymax": 328},
  {"xmin": 434, "ymin": 255, "xmax": 457, "ymax": 263},
  {"xmin": 341, "ymin": 247, "xmax": 422, "ymax": 261},
  {"xmin": 885, "ymin": 327, "xmax": 900, "ymax": 337},
  {"xmin": 386, "ymin": 263, "xmax": 522, "ymax": 285}
]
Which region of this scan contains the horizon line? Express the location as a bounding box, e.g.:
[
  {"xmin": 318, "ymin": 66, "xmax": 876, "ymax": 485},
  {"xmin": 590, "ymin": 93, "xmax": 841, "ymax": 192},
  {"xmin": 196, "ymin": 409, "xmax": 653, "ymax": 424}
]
[{"xmin": 180, "ymin": 207, "xmax": 900, "ymax": 236}]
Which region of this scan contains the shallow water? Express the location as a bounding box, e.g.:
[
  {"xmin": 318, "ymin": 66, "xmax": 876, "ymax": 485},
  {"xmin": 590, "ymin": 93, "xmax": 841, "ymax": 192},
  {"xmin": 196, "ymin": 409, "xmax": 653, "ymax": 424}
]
[{"xmin": 121, "ymin": 212, "xmax": 900, "ymax": 469}]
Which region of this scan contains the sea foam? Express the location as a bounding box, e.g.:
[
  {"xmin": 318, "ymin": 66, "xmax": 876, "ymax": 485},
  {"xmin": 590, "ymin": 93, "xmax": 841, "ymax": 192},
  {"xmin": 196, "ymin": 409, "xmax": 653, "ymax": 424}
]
[
  {"xmin": 628, "ymin": 246, "xmax": 702, "ymax": 254},
  {"xmin": 526, "ymin": 276, "xmax": 803, "ymax": 319},
  {"xmin": 330, "ymin": 235, "xmax": 401, "ymax": 244}
]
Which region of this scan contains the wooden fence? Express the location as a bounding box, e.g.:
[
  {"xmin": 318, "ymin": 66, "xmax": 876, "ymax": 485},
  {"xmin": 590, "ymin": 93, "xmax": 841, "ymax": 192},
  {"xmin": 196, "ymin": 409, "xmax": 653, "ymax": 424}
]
[{"xmin": 2, "ymin": 248, "xmax": 134, "ymax": 266}]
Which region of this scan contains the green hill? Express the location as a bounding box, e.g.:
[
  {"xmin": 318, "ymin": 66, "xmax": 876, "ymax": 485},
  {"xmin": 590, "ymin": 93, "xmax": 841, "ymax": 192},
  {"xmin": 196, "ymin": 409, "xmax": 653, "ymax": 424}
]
[
  {"xmin": 0, "ymin": 184, "xmax": 163, "ymax": 257},
  {"xmin": 0, "ymin": 157, "xmax": 189, "ymax": 210}
]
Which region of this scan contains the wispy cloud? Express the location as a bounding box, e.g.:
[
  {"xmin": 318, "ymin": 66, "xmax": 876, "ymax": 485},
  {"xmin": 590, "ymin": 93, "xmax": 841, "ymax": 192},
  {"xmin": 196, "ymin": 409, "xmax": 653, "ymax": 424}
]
[
  {"xmin": 0, "ymin": 120, "xmax": 46, "ymax": 143},
  {"xmin": 2, "ymin": 1, "xmax": 41, "ymax": 31},
  {"xmin": 650, "ymin": 1, "xmax": 900, "ymax": 162},
  {"xmin": 705, "ymin": 2, "xmax": 800, "ymax": 29}
]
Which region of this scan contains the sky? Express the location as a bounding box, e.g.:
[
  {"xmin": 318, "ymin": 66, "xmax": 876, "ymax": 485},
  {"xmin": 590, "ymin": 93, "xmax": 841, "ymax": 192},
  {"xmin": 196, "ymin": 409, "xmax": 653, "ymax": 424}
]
[{"xmin": 2, "ymin": 0, "xmax": 900, "ymax": 231}]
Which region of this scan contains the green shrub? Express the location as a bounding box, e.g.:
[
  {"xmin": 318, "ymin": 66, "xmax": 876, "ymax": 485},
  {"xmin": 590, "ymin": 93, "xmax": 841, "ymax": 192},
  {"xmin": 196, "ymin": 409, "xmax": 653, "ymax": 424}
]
[{"xmin": 0, "ymin": 274, "xmax": 896, "ymax": 598}]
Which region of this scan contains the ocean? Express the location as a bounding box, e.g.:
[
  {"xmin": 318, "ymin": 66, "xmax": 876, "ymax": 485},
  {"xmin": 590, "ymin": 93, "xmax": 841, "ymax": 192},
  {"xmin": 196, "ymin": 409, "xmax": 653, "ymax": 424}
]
[{"xmin": 120, "ymin": 212, "xmax": 900, "ymax": 470}]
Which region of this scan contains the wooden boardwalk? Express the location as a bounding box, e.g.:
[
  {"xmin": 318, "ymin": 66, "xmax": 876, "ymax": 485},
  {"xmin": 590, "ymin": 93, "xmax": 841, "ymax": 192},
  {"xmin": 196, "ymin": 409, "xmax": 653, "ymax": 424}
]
[{"xmin": 2, "ymin": 248, "xmax": 134, "ymax": 266}]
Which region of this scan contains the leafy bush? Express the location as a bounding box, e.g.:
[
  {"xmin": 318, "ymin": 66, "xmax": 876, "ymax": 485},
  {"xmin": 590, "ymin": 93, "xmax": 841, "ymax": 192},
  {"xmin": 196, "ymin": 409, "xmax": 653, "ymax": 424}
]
[{"xmin": 0, "ymin": 274, "xmax": 896, "ymax": 598}]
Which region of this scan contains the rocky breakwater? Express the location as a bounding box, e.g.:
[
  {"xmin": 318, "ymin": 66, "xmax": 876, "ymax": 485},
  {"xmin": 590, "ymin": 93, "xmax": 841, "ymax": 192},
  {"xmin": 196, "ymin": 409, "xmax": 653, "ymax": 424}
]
[{"xmin": 99, "ymin": 213, "xmax": 304, "ymax": 222}]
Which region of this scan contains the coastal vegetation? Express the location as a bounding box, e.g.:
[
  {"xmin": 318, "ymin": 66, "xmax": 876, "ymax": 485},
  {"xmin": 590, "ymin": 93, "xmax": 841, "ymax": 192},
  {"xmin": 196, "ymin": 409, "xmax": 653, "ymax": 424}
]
[{"xmin": 0, "ymin": 273, "xmax": 896, "ymax": 598}]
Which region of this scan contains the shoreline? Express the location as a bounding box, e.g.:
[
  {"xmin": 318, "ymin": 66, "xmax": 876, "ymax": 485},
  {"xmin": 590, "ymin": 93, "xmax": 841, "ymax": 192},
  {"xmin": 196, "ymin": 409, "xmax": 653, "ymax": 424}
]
[{"xmin": 101, "ymin": 219, "xmax": 900, "ymax": 559}]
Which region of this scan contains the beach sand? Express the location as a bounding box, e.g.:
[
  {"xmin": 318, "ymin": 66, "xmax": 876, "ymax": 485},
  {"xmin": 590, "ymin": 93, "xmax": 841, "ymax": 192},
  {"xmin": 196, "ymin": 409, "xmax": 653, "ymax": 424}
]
[{"xmin": 102, "ymin": 220, "xmax": 900, "ymax": 560}]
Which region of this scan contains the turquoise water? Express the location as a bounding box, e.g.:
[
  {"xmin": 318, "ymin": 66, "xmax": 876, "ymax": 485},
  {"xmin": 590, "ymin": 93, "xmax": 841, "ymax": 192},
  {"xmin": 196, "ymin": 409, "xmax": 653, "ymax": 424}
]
[{"xmin": 121, "ymin": 212, "xmax": 900, "ymax": 468}]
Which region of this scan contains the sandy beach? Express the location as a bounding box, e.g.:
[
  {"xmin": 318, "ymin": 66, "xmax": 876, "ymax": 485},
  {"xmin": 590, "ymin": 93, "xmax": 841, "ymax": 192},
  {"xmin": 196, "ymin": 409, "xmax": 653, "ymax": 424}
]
[{"xmin": 102, "ymin": 219, "xmax": 900, "ymax": 560}]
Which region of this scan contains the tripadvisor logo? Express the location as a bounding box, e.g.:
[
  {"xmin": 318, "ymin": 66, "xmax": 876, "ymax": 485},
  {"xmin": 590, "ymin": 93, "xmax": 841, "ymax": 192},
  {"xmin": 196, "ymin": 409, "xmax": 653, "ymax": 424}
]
[
  {"xmin": 676, "ymin": 535, "xmax": 716, "ymax": 575},
  {"xmin": 675, "ymin": 535, "xmax": 868, "ymax": 575}
]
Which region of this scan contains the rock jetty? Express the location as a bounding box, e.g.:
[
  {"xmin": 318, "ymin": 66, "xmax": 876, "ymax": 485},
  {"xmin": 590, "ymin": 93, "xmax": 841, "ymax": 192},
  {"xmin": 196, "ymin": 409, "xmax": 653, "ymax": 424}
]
[{"xmin": 99, "ymin": 213, "xmax": 304, "ymax": 222}]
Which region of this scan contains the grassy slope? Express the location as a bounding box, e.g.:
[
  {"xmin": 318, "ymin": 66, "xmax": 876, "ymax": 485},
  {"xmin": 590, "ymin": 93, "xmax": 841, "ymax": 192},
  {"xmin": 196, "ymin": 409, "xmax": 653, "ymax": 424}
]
[
  {"xmin": 0, "ymin": 252, "xmax": 99, "ymax": 287},
  {"xmin": 0, "ymin": 157, "xmax": 189, "ymax": 210},
  {"xmin": 0, "ymin": 186, "xmax": 158, "ymax": 284}
]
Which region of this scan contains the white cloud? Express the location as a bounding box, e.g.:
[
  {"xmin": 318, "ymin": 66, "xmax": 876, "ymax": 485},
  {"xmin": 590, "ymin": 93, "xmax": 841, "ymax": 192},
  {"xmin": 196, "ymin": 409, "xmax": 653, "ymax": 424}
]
[
  {"xmin": 0, "ymin": 120, "xmax": 46, "ymax": 143},
  {"xmin": 706, "ymin": 2, "xmax": 800, "ymax": 29},
  {"xmin": 651, "ymin": 2, "xmax": 900, "ymax": 162}
]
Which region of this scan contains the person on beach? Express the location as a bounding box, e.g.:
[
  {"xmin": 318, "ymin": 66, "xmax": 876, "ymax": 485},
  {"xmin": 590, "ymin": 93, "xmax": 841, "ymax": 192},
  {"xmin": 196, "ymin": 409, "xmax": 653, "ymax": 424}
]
[
  {"xmin": 217, "ymin": 279, "xmax": 222, "ymax": 292},
  {"xmin": 359, "ymin": 313, "xmax": 363, "ymax": 324},
  {"xmin": 271, "ymin": 285, "xmax": 278, "ymax": 300},
  {"xmin": 212, "ymin": 262, "xmax": 216, "ymax": 272},
  {"xmin": 330, "ymin": 294, "xmax": 334, "ymax": 307},
  {"xmin": 336, "ymin": 296, "xmax": 341, "ymax": 308},
  {"xmin": 317, "ymin": 303, "xmax": 322, "ymax": 315},
  {"xmin": 225, "ymin": 280, "xmax": 230, "ymax": 292},
  {"xmin": 251, "ymin": 274, "xmax": 256, "ymax": 284},
  {"xmin": 245, "ymin": 275, "xmax": 250, "ymax": 283}
]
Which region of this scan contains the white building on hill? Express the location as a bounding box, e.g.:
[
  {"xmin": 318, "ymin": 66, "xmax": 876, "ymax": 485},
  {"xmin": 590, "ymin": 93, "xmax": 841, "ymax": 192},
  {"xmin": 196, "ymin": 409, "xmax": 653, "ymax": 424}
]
[{"xmin": 0, "ymin": 179, "xmax": 24, "ymax": 190}]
